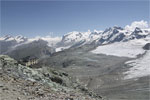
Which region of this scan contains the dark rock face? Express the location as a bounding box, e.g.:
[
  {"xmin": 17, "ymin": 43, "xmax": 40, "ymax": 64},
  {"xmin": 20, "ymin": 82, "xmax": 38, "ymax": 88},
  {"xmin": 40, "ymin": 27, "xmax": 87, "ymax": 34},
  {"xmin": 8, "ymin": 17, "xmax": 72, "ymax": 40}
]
[
  {"xmin": 5, "ymin": 39, "xmax": 55, "ymax": 60},
  {"xmin": 0, "ymin": 35, "xmax": 28, "ymax": 54},
  {"xmin": 143, "ymin": 43, "xmax": 150, "ymax": 50},
  {"xmin": 0, "ymin": 40, "xmax": 17, "ymax": 54},
  {"xmin": 131, "ymin": 27, "xmax": 147, "ymax": 39},
  {"xmin": 134, "ymin": 27, "xmax": 143, "ymax": 33},
  {"xmin": 50, "ymin": 76, "xmax": 63, "ymax": 85},
  {"xmin": 98, "ymin": 27, "xmax": 126, "ymax": 44},
  {"xmin": 112, "ymin": 33, "xmax": 125, "ymax": 42}
]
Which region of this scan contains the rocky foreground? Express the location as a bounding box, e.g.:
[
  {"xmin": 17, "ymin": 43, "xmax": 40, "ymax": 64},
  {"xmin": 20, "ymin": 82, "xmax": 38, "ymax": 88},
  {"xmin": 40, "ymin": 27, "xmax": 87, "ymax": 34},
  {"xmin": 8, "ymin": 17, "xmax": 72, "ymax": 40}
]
[{"xmin": 0, "ymin": 55, "xmax": 103, "ymax": 100}]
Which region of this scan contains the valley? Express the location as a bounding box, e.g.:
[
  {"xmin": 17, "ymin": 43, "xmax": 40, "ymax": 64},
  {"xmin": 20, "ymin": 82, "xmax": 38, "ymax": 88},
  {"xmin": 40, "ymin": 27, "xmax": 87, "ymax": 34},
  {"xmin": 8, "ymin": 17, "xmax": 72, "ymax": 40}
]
[{"xmin": 39, "ymin": 44, "xmax": 149, "ymax": 100}]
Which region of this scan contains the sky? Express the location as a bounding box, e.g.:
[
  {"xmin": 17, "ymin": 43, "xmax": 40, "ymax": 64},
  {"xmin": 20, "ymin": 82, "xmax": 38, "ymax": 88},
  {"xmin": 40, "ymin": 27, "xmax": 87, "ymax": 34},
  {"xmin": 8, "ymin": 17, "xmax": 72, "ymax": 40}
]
[{"xmin": 1, "ymin": 0, "xmax": 150, "ymax": 37}]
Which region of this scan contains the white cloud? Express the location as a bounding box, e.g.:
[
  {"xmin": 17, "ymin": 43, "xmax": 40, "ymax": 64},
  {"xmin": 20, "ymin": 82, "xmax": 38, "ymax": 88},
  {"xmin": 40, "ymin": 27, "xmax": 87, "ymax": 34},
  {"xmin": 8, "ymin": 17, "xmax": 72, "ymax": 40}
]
[
  {"xmin": 41, "ymin": 36, "xmax": 62, "ymax": 46},
  {"xmin": 29, "ymin": 35, "xmax": 62, "ymax": 47},
  {"xmin": 125, "ymin": 20, "xmax": 149, "ymax": 31}
]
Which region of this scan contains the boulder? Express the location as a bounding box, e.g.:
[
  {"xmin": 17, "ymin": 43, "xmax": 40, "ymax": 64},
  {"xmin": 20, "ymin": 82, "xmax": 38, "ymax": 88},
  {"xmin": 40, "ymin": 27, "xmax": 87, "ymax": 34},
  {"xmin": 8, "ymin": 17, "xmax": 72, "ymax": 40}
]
[{"xmin": 143, "ymin": 43, "xmax": 150, "ymax": 50}]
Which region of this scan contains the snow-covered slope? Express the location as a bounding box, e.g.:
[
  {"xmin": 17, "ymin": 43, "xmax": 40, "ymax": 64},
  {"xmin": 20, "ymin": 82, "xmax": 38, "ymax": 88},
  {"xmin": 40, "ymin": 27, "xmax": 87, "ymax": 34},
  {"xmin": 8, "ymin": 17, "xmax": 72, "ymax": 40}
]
[
  {"xmin": 91, "ymin": 32, "xmax": 150, "ymax": 79},
  {"xmin": 92, "ymin": 39, "xmax": 150, "ymax": 58},
  {"xmin": 124, "ymin": 51, "xmax": 150, "ymax": 79},
  {"xmin": 55, "ymin": 46, "xmax": 71, "ymax": 52},
  {"xmin": 91, "ymin": 24, "xmax": 150, "ymax": 58},
  {"xmin": 58, "ymin": 30, "xmax": 103, "ymax": 47},
  {"xmin": 63, "ymin": 30, "xmax": 91, "ymax": 43},
  {"xmin": 91, "ymin": 38, "xmax": 150, "ymax": 58}
]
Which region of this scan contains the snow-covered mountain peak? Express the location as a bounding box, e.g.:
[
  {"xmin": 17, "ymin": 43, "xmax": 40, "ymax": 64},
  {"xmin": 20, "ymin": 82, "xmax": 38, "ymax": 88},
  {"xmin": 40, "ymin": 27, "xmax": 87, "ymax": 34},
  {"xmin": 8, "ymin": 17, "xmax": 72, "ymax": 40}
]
[
  {"xmin": 3, "ymin": 35, "xmax": 12, "ymax": 38},
  {"xmin": 64, "ymin": 31, "xmax": 79, "ymax": 36},
  {"xmin": 62, "ymin": 30, "xmax": 91, "ymax": 43},
  {"xmin": 58, "ymin": 30, "xmax": 102, "ymax": 47},
  {"xmin": 60, "ymin": 29, "xmax": 103, "ymax": 47},
  {"xmin": 93, "ymin": 29, "xmax": 103, "ymax": 33},
  {"xmin": 15, "ymin": 35, "xmax": 26, "ymax": 39},
  {"xmin": 64, "ymin": 30, "xmax": 91, "ymax": 38},
  {"xmin": 1, "ymin": 35, "xmax": 15, "ymax": 41},
  {"xmin": 0, "ymin": 35, "xmax": 27, "ymax": 43},
  {"xmin": 97, "ymin": 26, "xmax": 150, "ymax": 45},
  {"xmin": 14, "ymin": 35, "xmax": 28, "ymax": 43},
  {"xmin": 134, "ymin": 27, "xmax": 142, "ymax": 32},
  {"xmin": 103, "ymin": 26, "xmax": 124, "ymax": 33}
]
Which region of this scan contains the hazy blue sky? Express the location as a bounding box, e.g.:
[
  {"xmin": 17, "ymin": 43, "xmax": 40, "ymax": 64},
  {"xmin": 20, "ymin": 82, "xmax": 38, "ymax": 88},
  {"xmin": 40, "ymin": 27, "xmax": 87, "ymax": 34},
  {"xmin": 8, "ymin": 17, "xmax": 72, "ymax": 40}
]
[{"xmin": 1, "ymin": 0, "xmax": 149, "ymax": 37}]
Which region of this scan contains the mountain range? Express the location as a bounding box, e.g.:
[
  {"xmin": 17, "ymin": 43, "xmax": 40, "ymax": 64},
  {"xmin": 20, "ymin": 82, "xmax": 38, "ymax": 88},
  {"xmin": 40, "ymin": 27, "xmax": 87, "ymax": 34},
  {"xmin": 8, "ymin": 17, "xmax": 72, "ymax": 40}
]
[
  {"xmin": 1, "ymin": 26, "xmax": 150, "ymax": 54},
  {"xmin": 1, "ymin": 23, "xmax": 150, "ymax": 100}
]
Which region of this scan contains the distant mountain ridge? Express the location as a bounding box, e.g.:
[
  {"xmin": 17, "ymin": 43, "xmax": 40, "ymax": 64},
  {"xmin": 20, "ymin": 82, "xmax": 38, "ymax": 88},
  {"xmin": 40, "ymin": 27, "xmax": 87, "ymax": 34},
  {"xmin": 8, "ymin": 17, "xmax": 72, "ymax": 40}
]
[
  {"xmin": 1, "ymin": 26, "xmax": 150, "ymax": 50},
  {"xmin": 0, "ymin": 25, "xmax": 150, "ymax": 60},
  {"xmin": 57, "ymin": 26, "xmax": 150, "ymax": 49},
  {"xmin": 0, "ymin": 35, "xmax": 28, "ymax": 43},
  {"xmin": 4, "ymin": 39, "xmax": 55, "ymax": 60},
  {"xmin": 0, "ymin": 35, "xmax": 60, "ymax": 54},
  {"xmin": 0, "ymin": 35, "xmax": 28, "ymax": 54}
]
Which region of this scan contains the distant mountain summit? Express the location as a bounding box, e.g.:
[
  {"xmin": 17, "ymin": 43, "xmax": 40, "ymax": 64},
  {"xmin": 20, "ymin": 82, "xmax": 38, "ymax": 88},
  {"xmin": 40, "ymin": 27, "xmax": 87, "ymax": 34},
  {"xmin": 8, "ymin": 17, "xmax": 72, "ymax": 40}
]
[
  {"xmin": 97, "ymin": 26, "xmax": 149, "ymax": 44},
  {"xmin": 56, "ymin": 30, "xmax": 103, "ymax": 48},
  {"xmin": 0, "ymin": 35, "xmax": 28, "ymax": 54},
  {"xmin": 0, "ymin": 35, "xmax": 28, "ymax": 43}
]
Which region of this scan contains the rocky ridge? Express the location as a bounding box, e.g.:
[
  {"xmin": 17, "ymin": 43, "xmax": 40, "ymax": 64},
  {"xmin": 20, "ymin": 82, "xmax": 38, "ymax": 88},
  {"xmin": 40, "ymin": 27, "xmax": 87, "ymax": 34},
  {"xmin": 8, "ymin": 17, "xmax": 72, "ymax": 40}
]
[{"xmin": 0, "ymin": 55, "xmax": 103, "ymax": 100}]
